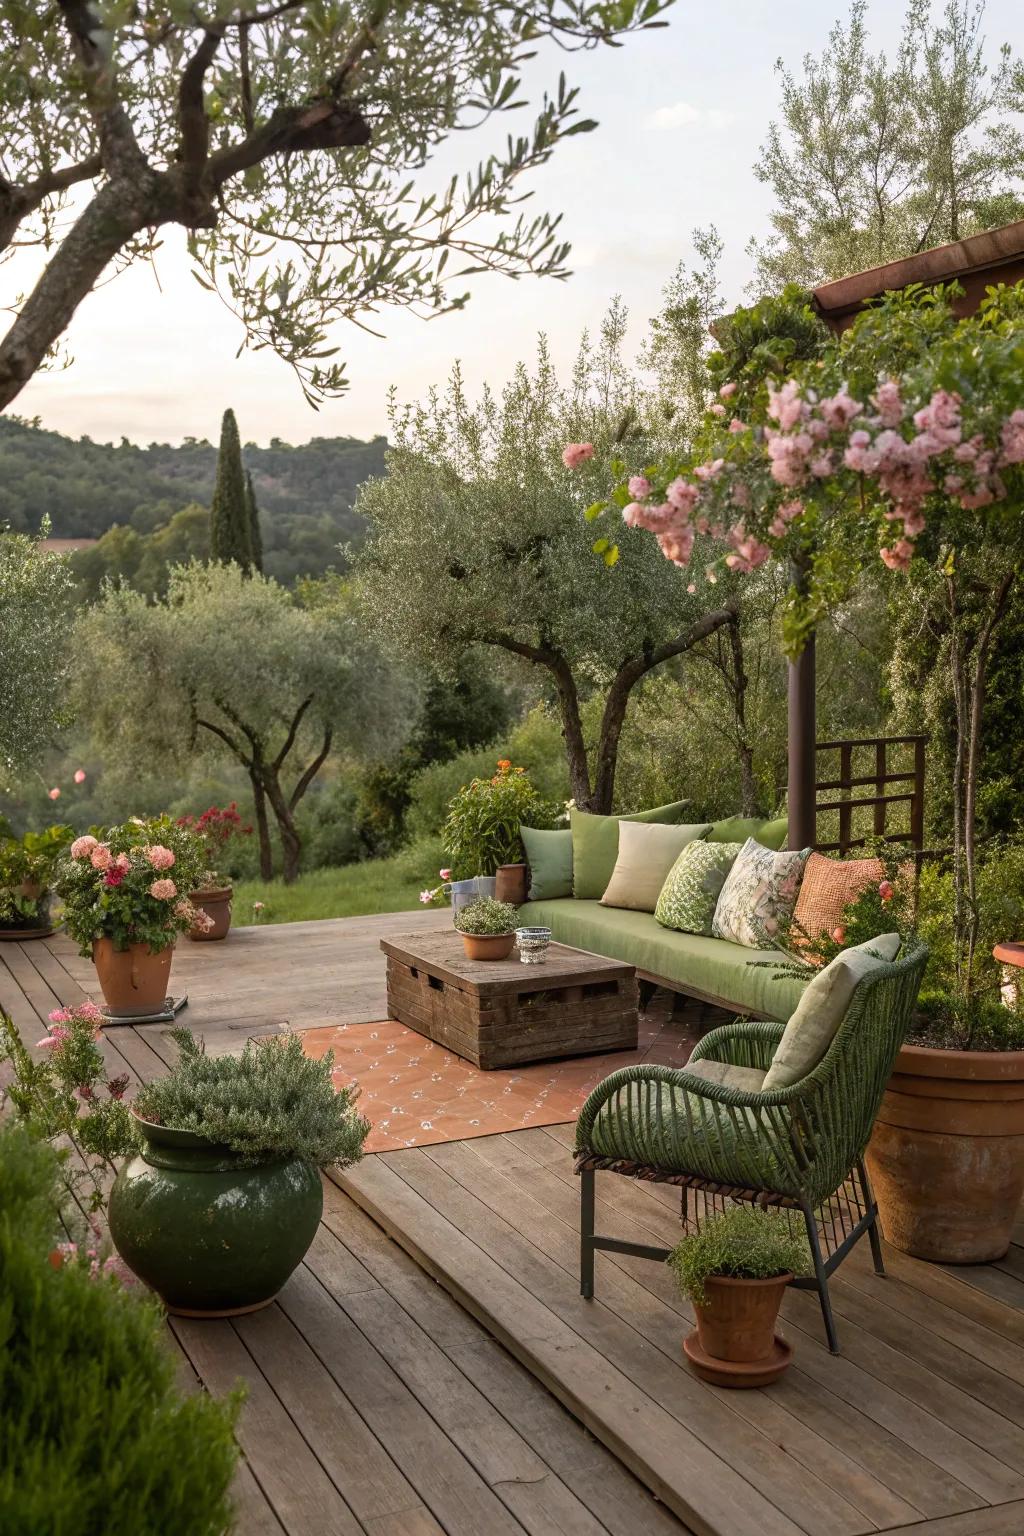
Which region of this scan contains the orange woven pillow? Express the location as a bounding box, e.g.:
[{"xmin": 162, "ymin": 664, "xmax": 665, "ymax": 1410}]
[{"xmin": 791, "ymin": 851, "xmax": 885, "ymax": 946}]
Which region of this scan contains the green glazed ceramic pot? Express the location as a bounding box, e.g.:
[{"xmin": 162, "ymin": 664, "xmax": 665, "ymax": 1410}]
[{"xmin": 108, "ymin": 1115, "xmax": 323, "ymax": 1316}]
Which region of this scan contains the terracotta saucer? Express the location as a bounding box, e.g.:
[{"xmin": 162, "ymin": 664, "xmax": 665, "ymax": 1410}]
[{"xmin": 682, "ymin": 1330, "xmax": 793, "ymax": 1388}]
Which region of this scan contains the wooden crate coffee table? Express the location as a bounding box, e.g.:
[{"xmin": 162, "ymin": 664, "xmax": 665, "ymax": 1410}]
[{"xmin": 381, "ymin": 930, "xmax": 638, "ymax": 1070}]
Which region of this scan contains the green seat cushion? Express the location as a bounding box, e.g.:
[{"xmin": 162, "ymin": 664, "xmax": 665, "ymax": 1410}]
[
  {"xmin": 707, "ymin": 815, "xmax": 788, "ymax": 851},
  {"xmin": 524, "ymin": 899, "xmax": 808, "ymax": 1020},
  {"xmin": 521, "ymin": 826, "xmax": 573, "ymax": 901},
  {"xmin": 571, "ymin": 800, "xmax": 692, "ymax": 900},
  {"xmin": 655, "ymin": 840, "xmax": 743, "ymax": 936}
]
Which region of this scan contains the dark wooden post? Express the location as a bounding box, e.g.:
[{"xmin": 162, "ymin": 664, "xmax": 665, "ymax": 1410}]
[{"xmin": 787, "ymin": 637, "xmax": 817, "ymax": 851}]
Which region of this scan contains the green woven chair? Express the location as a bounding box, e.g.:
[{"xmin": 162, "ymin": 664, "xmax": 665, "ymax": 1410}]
[{"xmin": 574, "ymin": 940, "xmax": 928, "ymax": 1353}]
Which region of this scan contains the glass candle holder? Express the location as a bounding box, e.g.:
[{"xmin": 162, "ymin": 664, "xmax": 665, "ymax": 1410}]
[{"xmin": 516, "ymin": 926, "xmax": 552, "ymax": 965}]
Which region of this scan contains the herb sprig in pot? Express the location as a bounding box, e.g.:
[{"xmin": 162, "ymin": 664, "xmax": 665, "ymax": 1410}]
[
  {"xmin": 109, "ymin": 1027, "xmax": 369, "ymax": 1316},
  {"xmin": 668, "ymin": 1206, "xmax": 810, "ymax": 1388},
  {"xmin": 453, "ymin": 896, "xmax": 520, "ymax": 961}
]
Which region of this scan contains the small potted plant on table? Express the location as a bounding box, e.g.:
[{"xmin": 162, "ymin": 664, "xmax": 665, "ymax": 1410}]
[
  {"xmin": 434, "ymin": 761, "xmax": 557, "ymax": 913},
  {"xmin": 177, "ymin": 803, "xmax": 252, "ymax": 942},
  {"xmin": 668, "ymin": 1206, "xmax": 810, "ymax": 1388},
  {"xmin": 0, "ymin": 820, "xmax": 73, "ymax": 939},
  {"xmin": 108, "ymin": 1026, "xmax": 368, "ymax": 1316},
  {"xmin": 453, "ymin": 897, "xmax": 520, "ymax": 961},
  {"xmin": 54, "ymin": 816, "xmax": 210, "ymax": 1016}
]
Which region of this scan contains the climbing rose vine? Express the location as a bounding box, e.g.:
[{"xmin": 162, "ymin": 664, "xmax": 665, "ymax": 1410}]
[{"xmin": 567, "ymin": 284, "xmax": 1024, "ymax": 654}]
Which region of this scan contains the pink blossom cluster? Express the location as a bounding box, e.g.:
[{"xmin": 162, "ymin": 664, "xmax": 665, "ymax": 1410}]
[
  {"xmin": 149, "ymin": 878, "xmax": 177, "ymax": 900},
  {"xmin": 144, "ymin": 844, "xmax": 175, "ymax": 870},
  {"xmin": 561, "ymin": 442, "xmax": 594, "ymax": 470}
]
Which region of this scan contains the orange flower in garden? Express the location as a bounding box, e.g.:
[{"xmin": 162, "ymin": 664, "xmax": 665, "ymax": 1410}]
[{"xmin": 496, "ymin": 758, "xmax": 511, "ymax": 772}]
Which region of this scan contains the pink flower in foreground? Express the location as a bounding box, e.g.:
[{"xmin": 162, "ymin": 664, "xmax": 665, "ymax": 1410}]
[
  {"xmin": 73, "ymin": 769, "xmax": 87, "ymax": 784},
  {"xmin": 144, "ymin": 844, "xmax": 175, "ymax": 871},
  {"xmin": 77, "ymin": 1001, "xmax": 102, "ymax": 1022},
  {"xmin": 70, "ymin": 835, "xmax": 98, "ymax": 860},
  {"xmin": 767, "ymin": 380, "xmax": 805, "ymax": 431},
  {"xmin": 48, "ymin": 1008, "xmax": 71, "ymax": 1025},
  {"xmin": 832, "ymin": 927, "xmax": 846, "ymax": 944},
  {"xmin": 878, "ymin": 880, "xmax": 894, "ymax": 903},
  {"xmin": 439, "ymin": 868, "xmax": 452, "ymax": 881},
  {"xmin": 149, "ymin": 879, "xmax": 177, "ymax": 900},
  {"xmin": 709, "ymin": 402, "xmax": 726, "ymax": 418},
  {"xmin": 873, "ymin": 380, "xmax": 903, "ymax": 428},
  {"xmin": 880, "ymin": 540, "xmax": 914, "ymax": 572},
  {"xmin": 728, "ymin": 418, "xmax": 746, "ymax": 434},
  {"xmin": 621, "ymin": 501, "xmax": 646, "ymax": 528},
  {"xmin": 627, "ymin": 475, "xmax": 651, "ymax": 499},
  {"xmin": 561, "ymin": 442, "xmax": 594, "ymax": 470},
  {"xmin": 1000, "ymin": 409, "xmax": 1024, "ymax": 465},
  {"xmin": 820, "ymin": 386, "xmax": 862, "ymax": 430},
  {"xmin": 718, "ymin": 381, "xmax": 737, "ymax": 399},
  {"xmin": 36, "ymin": 1026, "xmax": 69, "ymax": 1050},
  {"xmin": 90, "ymin": 846, "xmax": 113, "ymax": 871},
  {"xmin": 666, "ymin": 477, "xmax": 699, "ymax": 515},
  {"xmin": 48, "ymin": 788, "xmax": 60, "ymax": 801},
  {"xmin": 104, "ymin": 868, "xmax": 126, "ymax": 888},
  {"xmin": 419, "ymin": 888, "xmax": 437, "ymax": 905}
]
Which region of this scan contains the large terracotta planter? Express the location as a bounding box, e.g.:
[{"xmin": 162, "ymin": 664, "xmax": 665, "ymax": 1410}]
[
  {"xmin": 460, "ymin": 931, "xmax": 516, "ymax": 961},
  {"xmin": 188, "ymin": 885, "xmax": 232, "ymax": 942},
  {"xmin": 0, "ymin": 881, "xmax": 54, "ymax": 941},
  {"xmin": 92, "ymin": 938, "xmax": 173, "ymax": 1016},
  {"xmin": 867, "ymin": 1043, "xmax": 1024, "ymax": 1263},
  {"xmin": 109, "ymin": 1115, "xmax": 323, "ymax": 1316},
  {"xmin": 683, "ymin": 1273, "xmax": 793, "ymax": 1388}
]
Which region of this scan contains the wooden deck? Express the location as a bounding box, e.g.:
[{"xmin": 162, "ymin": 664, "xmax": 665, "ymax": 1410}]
[{"xmin": 3, "ymin": 916, "xmax": 1024, "ymax": 1536}]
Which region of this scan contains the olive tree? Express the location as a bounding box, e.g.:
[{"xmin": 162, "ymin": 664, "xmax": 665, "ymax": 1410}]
[
  {"xmin": 76, "ymin": 563, "xmax": 417, "ymax": 880},
  {"xmin": 356, "ymin": 304, "xmax": 738, "ymax": 813},
  {"xmin": 0, "ymin": 532, "xmax": 75, "ymax": 785},
  {"xmin": 0, "ymin": 0, "xmax": 671, "ymax": 411}
]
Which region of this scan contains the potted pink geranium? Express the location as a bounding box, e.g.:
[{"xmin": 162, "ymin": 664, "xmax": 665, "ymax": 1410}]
[{"xmin": 54, "ymin": 816, "xmax": 210, "ymax": 1015}]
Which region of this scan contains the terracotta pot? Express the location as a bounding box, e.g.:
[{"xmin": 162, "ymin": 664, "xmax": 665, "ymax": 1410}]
[
  {"xmin": 460, "ymin": 931, "xmax": 516, "ymax": 962},
  {"xmin": 92, "ymin": 938, "xmax": 173, "ymax": 1017},
  {"xmin": 188, "ymin": 885, "xmax": 233, "ymax": 942},
  {"xmin": 683, "ymin": 1273, "xmax": 793, "ymax": 1388},
  {"xmin": 866, "ymin": 1043, "xmax": 1024, "ymax": 1263},
  {"xmin": 494, "ymin": 863, "xmax": 528, "ymax": 905}
]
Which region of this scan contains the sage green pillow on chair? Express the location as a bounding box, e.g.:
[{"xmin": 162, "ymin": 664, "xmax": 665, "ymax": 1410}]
[
  {"xmin": 761, "ymin": 932, "xmax": 902, "ymax": 1090},
  {"xmin": 655, "ymin": 840, "xmax": 743, "ymax": 936},
  {"xmin": 707, "ymin": 815, "xmax": 788, "ymax": 851},
  {"xmin": 571, "ymin": 800, "xmax": 691, "ymax": 900},
  {"xmin": 521, "ymin": 825, "xmax": 573, "ymax": 901},
  {"xmin": 600, "ymin": 819, "xmax": 712, "ymax": 913}
]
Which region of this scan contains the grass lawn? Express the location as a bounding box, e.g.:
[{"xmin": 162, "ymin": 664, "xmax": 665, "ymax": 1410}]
[{"xmin": 233, "ymin": 854, "xmax": 425, "ymax": 925}]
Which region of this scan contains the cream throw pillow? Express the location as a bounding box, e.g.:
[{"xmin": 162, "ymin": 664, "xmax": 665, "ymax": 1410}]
[
  {"xmin": 762, "ymin": 933, "xmax": 902, "ymax": 1090},
  {"xmin": 600, "ymin": 819, "xmax": 711, "ymax": 913}
]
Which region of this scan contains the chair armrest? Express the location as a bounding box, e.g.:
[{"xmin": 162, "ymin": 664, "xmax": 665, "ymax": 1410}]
[
  {"xmin": 574, "ymin": 1058, "xmax": 796, "ymax": 1153},
  {"xmin": 689, "ymin": 1020, "xmax": 786, "ymax": 1074}
]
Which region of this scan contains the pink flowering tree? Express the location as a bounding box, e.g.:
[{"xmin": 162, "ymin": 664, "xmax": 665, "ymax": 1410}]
[{"xmin": 574, "ymin": 281, "xmax": 1024, "ymax": 989}]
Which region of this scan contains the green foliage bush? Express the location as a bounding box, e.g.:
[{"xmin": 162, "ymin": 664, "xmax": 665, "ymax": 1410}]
[
  {"xmin": 134, "ymin": 1027, "xmax": 370, "ymax": 1167},
  {"xmin": 442, "ymin": 760, "xmax": 558, "ymax": 878},
  {"xmin": 0, "ymin": 1121, "xmax": 240, "ymax": 1535},
  {"xmin": 667, "ymin": 1206, "xmax": 811, "ymax": 1306},
  {"xmin": 453, "ymin": 897, "xmax": 520, "ymax": 935}
]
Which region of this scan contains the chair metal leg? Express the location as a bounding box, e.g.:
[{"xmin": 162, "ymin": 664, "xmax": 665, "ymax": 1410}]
[
  {"xmin": 801, "ymin": 1201, "xmax": 840, "ymax": 1354},
  {"xmin": 580, "ymin": 1166, "xmax": 595, "ymax": 1299},
  {"xmin": 857, "ymin": 1158, "xmax": 886, "ymax": 1276}
]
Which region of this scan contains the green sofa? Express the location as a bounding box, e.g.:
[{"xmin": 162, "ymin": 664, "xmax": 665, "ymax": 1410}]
[{"xmin": 522, "ymin": 898, "xmax": 808, "ymax": 1021}]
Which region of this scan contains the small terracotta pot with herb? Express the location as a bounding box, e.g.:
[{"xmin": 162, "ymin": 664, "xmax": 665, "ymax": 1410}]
[
  {"xmin": 668, "ymin": 1207, "xmax": 811, "ymax": 1388},
  {"xmin": 453, "ymin": 896, "xmax": 520, "ymax": 962}
]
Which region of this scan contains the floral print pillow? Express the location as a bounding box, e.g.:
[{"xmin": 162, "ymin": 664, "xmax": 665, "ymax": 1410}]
[
  {"xmin": 654, "ymin": 841, "xmax": 743, "ymax": 936},
  {"xmin": 711, "ymin": 838, "xmax": 810, "ymax": 949}
]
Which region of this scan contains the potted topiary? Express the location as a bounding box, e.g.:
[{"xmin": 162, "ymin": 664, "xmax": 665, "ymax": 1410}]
[
  {"xmin": 108, "ymin": 1026, "xmax": 368, "ymax": 1316},
  {"xmin": 453, "ymin": 896, "xmax": 520, "ymax": 961},
  {"xmin": 54, "ymin": 816, "xmax": 210, "ymax": 1016},
  {"xmin": 438, "ymin": 761, "xmax": 557, "ymax": 913},
  {"xmin": 0, "ymin": 819, "xmax": 74, "ymax": 939},
  {"xmin": 176, "ymin": 803, "xmax": 253, "ymax": 942},
  {"xmin": 667, "ymin": 1206, "xmax": 811, "ymax": 1388}
]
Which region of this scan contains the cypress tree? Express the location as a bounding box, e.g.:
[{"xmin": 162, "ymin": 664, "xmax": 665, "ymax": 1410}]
[
  {"xmin": 209, "ymin": 409, "xmax": 251, "ymax": 570},
  {"xmin": 245, "ymin": 470, "xmax": 264, "ymax": 573}
]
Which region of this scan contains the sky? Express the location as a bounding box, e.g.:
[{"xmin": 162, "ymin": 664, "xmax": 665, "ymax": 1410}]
[{"xmin": 5, "ymin": 0, "xmax": 1022, "ymax": 448}]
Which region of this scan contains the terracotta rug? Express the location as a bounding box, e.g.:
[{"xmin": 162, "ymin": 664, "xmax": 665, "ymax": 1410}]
[{"xmin": 300, "ymin": 1006, "xmax": 702, "ymax": 1153}]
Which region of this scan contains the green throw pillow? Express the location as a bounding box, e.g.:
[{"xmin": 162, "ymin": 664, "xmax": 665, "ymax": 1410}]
[
  {"xmin": 521, "ymin": 825, "xmax": 573, "ymax": 901},
  {"xmin": 571, "ymin": 800, "xmax": 692, "ymax": 901},
  {"xmin": 655, "ymin": 840, "xmax": 744, "ymax": 936},
  {"xmin": 707, "ymin": 814, "xmax": 788, "ymax": 851},
  {"xmin": 762, "ymin": 933, "xmax": 901, "ymax": 1089}
]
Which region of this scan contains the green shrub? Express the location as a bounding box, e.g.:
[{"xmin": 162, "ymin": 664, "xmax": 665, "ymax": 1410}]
[
  {"xmin": 667, "ymin": 1206, "xmax": 811, "ymax": 1306},
  {"xmin": 453, "ymin": 897, "xmax": 520, "ymax": 935},
  {"xmin": 0, "ymin": 1121, "xmax": 240, "ymax": 1535},
  {"xmin": 441, "ymin": 760, "xmax": 558, "ymax": 878},
  {"xmin": 134, "ymin": 1027, "xmax": 370, "ymax": 1167}
]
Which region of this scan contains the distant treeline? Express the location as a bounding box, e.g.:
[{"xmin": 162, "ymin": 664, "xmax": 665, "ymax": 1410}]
[{"xmin": 0, "ymin": 416, "xmax": 387, "ymax": 585}]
